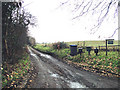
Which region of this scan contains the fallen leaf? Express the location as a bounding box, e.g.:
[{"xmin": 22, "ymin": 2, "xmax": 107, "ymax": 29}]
[{"xmin": 29, "ymin": 80, "xmax": 32, "ymax": 82}]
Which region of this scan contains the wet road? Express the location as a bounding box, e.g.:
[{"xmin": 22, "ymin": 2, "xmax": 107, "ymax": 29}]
[{"xmin": 28, "ymin": 47, "xmax": 119, "ymax": 88}]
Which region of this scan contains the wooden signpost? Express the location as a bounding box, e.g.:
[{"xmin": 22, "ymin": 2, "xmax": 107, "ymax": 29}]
[{"xmin": 105, "ymin": 39, "xmax": 114, "ymax": 56}]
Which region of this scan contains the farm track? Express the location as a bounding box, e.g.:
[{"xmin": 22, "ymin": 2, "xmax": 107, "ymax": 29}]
[{"xmin": 28, "ymin": 47, "xmax": 119, "ymax": 88}]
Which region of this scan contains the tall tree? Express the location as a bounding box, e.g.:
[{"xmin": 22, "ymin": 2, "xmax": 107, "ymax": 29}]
[{"xmin": 2, "ymin": 1, "xmax": 36, "ymax": 64}]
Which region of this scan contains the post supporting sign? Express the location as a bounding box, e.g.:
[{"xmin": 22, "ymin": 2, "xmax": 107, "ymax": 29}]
[{"xmin": 105, "ymin": 39, "xmax": 114, "ymax": 56}]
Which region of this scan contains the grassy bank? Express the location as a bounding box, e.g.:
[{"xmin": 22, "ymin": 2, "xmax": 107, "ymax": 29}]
[
  {"xmin": 34, "ymin": 44, "xmax": 70, "ymax": 58},
  {"xmin": 34, "ymin": 44, "xmax": 119, "ymax": 77},
  {"xmin": 2, "ymin": 53, "xmax": 31, "ymax": 88}
]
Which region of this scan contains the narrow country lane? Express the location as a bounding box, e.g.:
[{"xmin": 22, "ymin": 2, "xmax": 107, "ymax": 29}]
[{"xmin": 28, "ymin": 47, "xmax": 119, "ymax": 88}]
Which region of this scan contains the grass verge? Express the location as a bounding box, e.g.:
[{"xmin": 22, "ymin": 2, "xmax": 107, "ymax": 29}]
[{"xmin": 2, "ymin": 53, "xmax": 31, "ymax": 88}]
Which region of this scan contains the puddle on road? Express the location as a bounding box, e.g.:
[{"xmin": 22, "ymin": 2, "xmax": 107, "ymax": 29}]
[
  {"xmin": 28, "ymin": 47, "xmax": 40, "ymax": 61},
  {"xmin": 39, "ymin": 53, "xmax": 51, "ymax": 59},
  {"xmin": 28, "ymin": 47, "xmax": 51, "ymax": 60},
  {"xmin": 50, "ymin": 72, "xmax": 87, "ymax": 88},
  {"xmin": 68, "ymin": 81, "xmax": 86, "ymax": 88},
  {"xmin": 76, "ymin": 73, "xmax": 83, "ymax": 77},
  {"xmin": 48, "ymin": 70, "xmax": 59, "ymax": 78},
  {"xmin": 50, "ymin": 73, "xmax": 59, "ymax": 78}
]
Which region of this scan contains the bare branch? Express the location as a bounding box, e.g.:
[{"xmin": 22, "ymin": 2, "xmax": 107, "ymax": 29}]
[
  {"xmin": 72, "ymin": 0, "xmax": 84, "ymax": 12},
  {"xmin": 92, "ymin": 1, "xmax": 102, "ymax": 11},
  {"xmin": 56, "ymin": 0, "xmax": 70, "ymax": 9},
  {"xmin": 108, "ymin": 27, "xmax": 119, "ymax": 38},
  {"xmin": 98, "ymin": 0, "xmax": 112, "ymax": 22},
  {"xmin": 72, "ymin": 1, "xmax": 93, "ymax": 19},
  {"xmin": 59, "ymin": 0, "xmax": 118, "ymax": 38}
]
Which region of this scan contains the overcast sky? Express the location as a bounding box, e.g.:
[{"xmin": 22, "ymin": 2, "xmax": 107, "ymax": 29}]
[{"xmin": 22, "ymin": 0, "xmax": 118, "ymax": 43}]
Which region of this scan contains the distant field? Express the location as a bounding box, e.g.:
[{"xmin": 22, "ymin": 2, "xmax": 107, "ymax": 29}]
[
  {"xmin": 66, "ymin": 40, "xmax": 119, "ymax": 47},
  {"xmin": 38, "ymin": 40, "xmax": 119, "ymax": 50}
]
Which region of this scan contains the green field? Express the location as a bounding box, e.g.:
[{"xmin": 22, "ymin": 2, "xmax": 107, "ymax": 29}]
[
  {"xmin": 66, "ymin": 40, "xmax": 118, "ymax": 47},
  {"xmin": 42, "ymin": 40, "xmax": 119, "ymax": 50}
]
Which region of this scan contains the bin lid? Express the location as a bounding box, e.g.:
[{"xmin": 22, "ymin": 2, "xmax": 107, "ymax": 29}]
[
  {"xmin": 86, "ymin": 46, "xmax": 92, "ymax": 48},
  {"xmin": 70, "ymin": 45, "xmax": 77, "ymax": 47}
]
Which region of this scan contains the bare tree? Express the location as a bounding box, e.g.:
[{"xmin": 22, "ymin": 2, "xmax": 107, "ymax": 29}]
[
  {"xmin": 58, "ymin": 0, "xmax": 118, "ymax": 38},
  {"xmin": 2, "ymin": 1, "xmax": 36, "ymax": 64}
]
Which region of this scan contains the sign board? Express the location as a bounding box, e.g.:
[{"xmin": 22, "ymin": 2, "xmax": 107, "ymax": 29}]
[{"xmin": 108, "ymin": 40, "xmax": 113, "ymax": 44}]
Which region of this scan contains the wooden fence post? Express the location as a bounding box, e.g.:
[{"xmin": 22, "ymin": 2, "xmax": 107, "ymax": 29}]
[
  {"xmin": 106, "ymin": 40, "xmax": 107, "ymax": 56},
  {"xmin": 99, "ymin": 46, "xmax": 100, "ymax": 50}
]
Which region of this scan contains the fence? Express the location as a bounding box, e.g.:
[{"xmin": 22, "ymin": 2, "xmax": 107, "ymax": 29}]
[{"xmin": 98, "ymin": 45, "xmax": 120, "ymax": 51}]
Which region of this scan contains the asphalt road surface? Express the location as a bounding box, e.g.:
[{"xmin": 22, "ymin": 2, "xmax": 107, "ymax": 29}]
[{"xmin": 28, "ymin": 47, "xmax": 119, "ymax": 89}]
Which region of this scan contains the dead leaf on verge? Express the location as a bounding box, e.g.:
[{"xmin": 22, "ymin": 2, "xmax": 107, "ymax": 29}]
[{"xmin": 29, "ymin": 80, "xmax": 32, "ymax": 82}]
